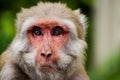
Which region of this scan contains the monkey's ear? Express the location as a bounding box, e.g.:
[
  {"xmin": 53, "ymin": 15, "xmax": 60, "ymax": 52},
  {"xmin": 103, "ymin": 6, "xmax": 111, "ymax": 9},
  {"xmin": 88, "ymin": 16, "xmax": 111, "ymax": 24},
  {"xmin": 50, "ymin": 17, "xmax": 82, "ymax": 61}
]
[{"xmin": 74, "ymin": 9, "xmax": 88, "ymax": 38}]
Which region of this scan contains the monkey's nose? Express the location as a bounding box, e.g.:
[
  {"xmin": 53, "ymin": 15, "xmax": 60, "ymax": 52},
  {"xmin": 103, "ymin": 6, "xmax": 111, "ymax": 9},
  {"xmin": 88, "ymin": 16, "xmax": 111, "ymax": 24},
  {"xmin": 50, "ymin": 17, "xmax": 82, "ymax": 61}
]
[{"xmin": 41, "ymin": 53, "xmax": 52, "ymax": 59}]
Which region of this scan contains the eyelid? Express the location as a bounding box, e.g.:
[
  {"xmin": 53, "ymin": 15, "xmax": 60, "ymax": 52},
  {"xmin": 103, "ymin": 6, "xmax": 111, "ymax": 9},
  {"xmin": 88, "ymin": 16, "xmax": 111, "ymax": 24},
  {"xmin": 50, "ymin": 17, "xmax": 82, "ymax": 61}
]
[
  {"xmin": 51, "ymin": 26, "xmax": 64, "ymax": 36},
  {"xmin": 32, "ymin": 26, "xmax": 43, "ymax": 36},
  {"xmin": 53, "ymin": 26, "xmax": 64, "ymax": 31},
  {"xmin": 32, "ymin": 26, "xmax": 41, "ymax": 29}
]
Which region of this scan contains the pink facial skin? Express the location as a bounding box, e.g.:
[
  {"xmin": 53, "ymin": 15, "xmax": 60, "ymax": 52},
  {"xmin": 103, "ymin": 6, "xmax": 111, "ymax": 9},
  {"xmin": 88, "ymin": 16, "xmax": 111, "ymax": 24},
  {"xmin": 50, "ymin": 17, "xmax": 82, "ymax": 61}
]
[{"xmin": 27, "ymin": 20, "xmax": 70, "ymax": 73}]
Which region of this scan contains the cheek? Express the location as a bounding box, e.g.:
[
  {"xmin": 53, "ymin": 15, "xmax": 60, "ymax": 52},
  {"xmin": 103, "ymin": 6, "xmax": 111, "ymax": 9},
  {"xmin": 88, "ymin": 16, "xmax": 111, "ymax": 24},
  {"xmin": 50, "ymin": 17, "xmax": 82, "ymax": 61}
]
[
  {"xmin": 52, "ymin": 35, "xmax": 69, "ymax": 48},
  {"xmin": 22, "ymin": 51, "xmax": 36, "ymax": 66},
  {"xmin": 58, "ymin": 50, "xmax": 73, "ymax": 69},
  {"xmin": 28, "ymin": 35, "xmax": 43, "ymax": 48}
]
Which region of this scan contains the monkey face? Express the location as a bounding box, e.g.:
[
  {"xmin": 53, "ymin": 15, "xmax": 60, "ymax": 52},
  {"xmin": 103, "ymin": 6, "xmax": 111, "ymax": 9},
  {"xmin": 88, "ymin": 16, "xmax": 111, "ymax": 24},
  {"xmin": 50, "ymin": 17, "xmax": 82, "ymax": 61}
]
[{"xmin": 26, "ymin": 19, "xmax": 70, "ymax": 73}]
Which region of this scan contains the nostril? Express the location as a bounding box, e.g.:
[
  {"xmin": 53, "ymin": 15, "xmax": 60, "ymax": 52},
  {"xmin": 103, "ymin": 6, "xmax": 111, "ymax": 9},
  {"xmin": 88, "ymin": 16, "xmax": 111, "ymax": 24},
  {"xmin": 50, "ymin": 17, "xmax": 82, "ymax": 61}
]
[
  {"xmin": 47, "ymin": 53, "xmax": 52, "ymax": 58},
  {"xmin": 40, "ymin": 53, "xmax": 52, "ymax": 58},
  {"xmin": 41, "ymin": 53, "xmax": 46, "ymax": 57}
]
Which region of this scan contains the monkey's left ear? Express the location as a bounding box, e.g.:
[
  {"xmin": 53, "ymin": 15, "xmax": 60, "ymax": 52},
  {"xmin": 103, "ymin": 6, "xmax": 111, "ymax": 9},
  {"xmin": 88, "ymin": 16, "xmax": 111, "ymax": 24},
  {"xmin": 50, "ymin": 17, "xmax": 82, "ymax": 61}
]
[{"xmin": 74, "ymin": 9, "xmax": 88, "ymax": 38}]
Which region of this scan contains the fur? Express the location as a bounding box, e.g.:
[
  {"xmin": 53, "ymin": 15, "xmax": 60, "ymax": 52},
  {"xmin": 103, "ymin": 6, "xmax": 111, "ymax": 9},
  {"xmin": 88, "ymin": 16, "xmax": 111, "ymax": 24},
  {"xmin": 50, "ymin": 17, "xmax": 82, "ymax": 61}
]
[{"xmin": 0, "ymin": 2, "xmax": 89, "ymax": 80}]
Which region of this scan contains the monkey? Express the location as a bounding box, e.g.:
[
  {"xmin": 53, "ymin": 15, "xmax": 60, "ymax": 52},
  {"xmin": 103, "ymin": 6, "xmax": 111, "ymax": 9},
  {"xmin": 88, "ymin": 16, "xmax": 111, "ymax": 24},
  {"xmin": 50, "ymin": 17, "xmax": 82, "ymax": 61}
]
[{"xmin": 0, "ymin": 2, "xmax": 89, "ymax": 80}]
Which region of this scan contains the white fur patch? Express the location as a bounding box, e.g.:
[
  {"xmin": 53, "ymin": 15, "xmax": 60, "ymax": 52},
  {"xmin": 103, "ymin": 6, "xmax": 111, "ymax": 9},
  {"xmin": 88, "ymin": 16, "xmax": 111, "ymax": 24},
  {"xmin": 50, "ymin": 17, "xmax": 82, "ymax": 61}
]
[
  {"xmin": 58, "ymin": 54, "xmax": 72, "ymax": 69},
  {"xmin": 59, "ymin": 19, "xmax": 77, "ymax": 36},
  {"xmin": 23, "ymin": 50, "xmax": 36, "ymax": 66},
  {"xmin": 80, "ymin": 14, "xmax": 87, "ymax": 31},
  {"xmin": 21, "ymin": 17, "xmax": 38, "ymax": 34},
  {"xmin": 0, "ymin": 63, "xmax": 15, "ymax": 80},
  {"xmin": 11, "ymin": 38, "xmax": 28, "ymax": 54}
]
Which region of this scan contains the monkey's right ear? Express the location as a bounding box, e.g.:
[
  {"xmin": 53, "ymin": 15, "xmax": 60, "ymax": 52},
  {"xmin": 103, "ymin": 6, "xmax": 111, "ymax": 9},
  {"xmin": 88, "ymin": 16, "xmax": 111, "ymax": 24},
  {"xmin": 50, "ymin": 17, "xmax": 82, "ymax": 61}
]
[{"xmin": 74, "ymin": 9, "xmax": 88, "ymax": 38}]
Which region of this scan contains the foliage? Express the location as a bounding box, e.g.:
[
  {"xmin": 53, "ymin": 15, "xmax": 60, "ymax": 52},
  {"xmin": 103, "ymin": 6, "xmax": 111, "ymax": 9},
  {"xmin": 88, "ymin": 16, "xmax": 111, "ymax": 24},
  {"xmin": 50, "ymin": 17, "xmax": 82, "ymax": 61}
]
[{"xmin": 89, "ymin": 49, "xmax": 120, "ymax": 80}]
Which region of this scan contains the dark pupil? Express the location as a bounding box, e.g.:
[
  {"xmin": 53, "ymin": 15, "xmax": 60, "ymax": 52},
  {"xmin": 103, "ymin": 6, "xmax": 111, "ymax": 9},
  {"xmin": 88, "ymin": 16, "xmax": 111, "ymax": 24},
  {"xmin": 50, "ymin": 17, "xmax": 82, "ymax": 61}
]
[
  {"xmin": 33, "ymin": 27, "xmax": 42, "ymax": 36},
  {"xmin": 52, "ymin": 26, "xmax": 63, "ymax": 36}
]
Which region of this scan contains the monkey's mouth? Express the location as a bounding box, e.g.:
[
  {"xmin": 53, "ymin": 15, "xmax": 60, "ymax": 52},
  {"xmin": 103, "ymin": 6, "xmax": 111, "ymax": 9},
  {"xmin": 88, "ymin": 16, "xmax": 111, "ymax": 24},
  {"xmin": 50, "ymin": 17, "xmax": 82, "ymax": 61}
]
[{"xmin": 39, "ymin": 65, "xmax": 57, "ymax": 73}]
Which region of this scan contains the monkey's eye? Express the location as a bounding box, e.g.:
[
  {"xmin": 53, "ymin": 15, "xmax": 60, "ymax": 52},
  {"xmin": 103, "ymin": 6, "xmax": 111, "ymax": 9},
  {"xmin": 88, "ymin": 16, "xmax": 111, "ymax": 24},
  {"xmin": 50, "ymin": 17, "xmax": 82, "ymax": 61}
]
[
  {"xmin": 32, "ymin": 26, "xmax": 43, "ymax": 36},
  {"xmin": 52, "ymin": 26, "xmax": 64, "ymax": 36}
]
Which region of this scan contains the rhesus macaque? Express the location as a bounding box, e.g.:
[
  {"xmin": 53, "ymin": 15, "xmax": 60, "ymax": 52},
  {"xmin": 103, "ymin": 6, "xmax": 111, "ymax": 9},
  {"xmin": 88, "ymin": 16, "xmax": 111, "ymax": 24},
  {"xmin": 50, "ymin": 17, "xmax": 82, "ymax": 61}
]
[{"xmin": 0, "ymin": 2, "xmax": 89, "ymax": 80}]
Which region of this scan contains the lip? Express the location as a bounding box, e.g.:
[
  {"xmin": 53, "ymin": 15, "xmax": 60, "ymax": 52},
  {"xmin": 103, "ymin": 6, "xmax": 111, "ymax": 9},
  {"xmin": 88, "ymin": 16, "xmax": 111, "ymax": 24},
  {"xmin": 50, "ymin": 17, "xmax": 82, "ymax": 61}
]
[{"xmin": 39, "ymin": 65, "xmax": 56, "ymax": 73}]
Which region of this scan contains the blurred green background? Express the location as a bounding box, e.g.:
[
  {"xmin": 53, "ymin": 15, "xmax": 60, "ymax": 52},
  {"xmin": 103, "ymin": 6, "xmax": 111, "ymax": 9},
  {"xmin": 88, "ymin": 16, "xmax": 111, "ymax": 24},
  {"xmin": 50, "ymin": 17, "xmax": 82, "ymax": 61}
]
[{"xmin": 0, "ymin": 0, "xmax": 120, "ymax": 80}]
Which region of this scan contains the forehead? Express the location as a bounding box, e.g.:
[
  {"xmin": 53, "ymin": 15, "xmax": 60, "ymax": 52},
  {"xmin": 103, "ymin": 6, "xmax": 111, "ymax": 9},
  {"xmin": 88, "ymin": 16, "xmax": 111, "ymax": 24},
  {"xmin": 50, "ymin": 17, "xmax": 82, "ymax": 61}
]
[
  {"xmin": 33, "ymin": 19, "xmax": 64, "ymax": 26},
  {"xmin": 31, "ymin": 19, "xmax": 69, "ymax": 30}
]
